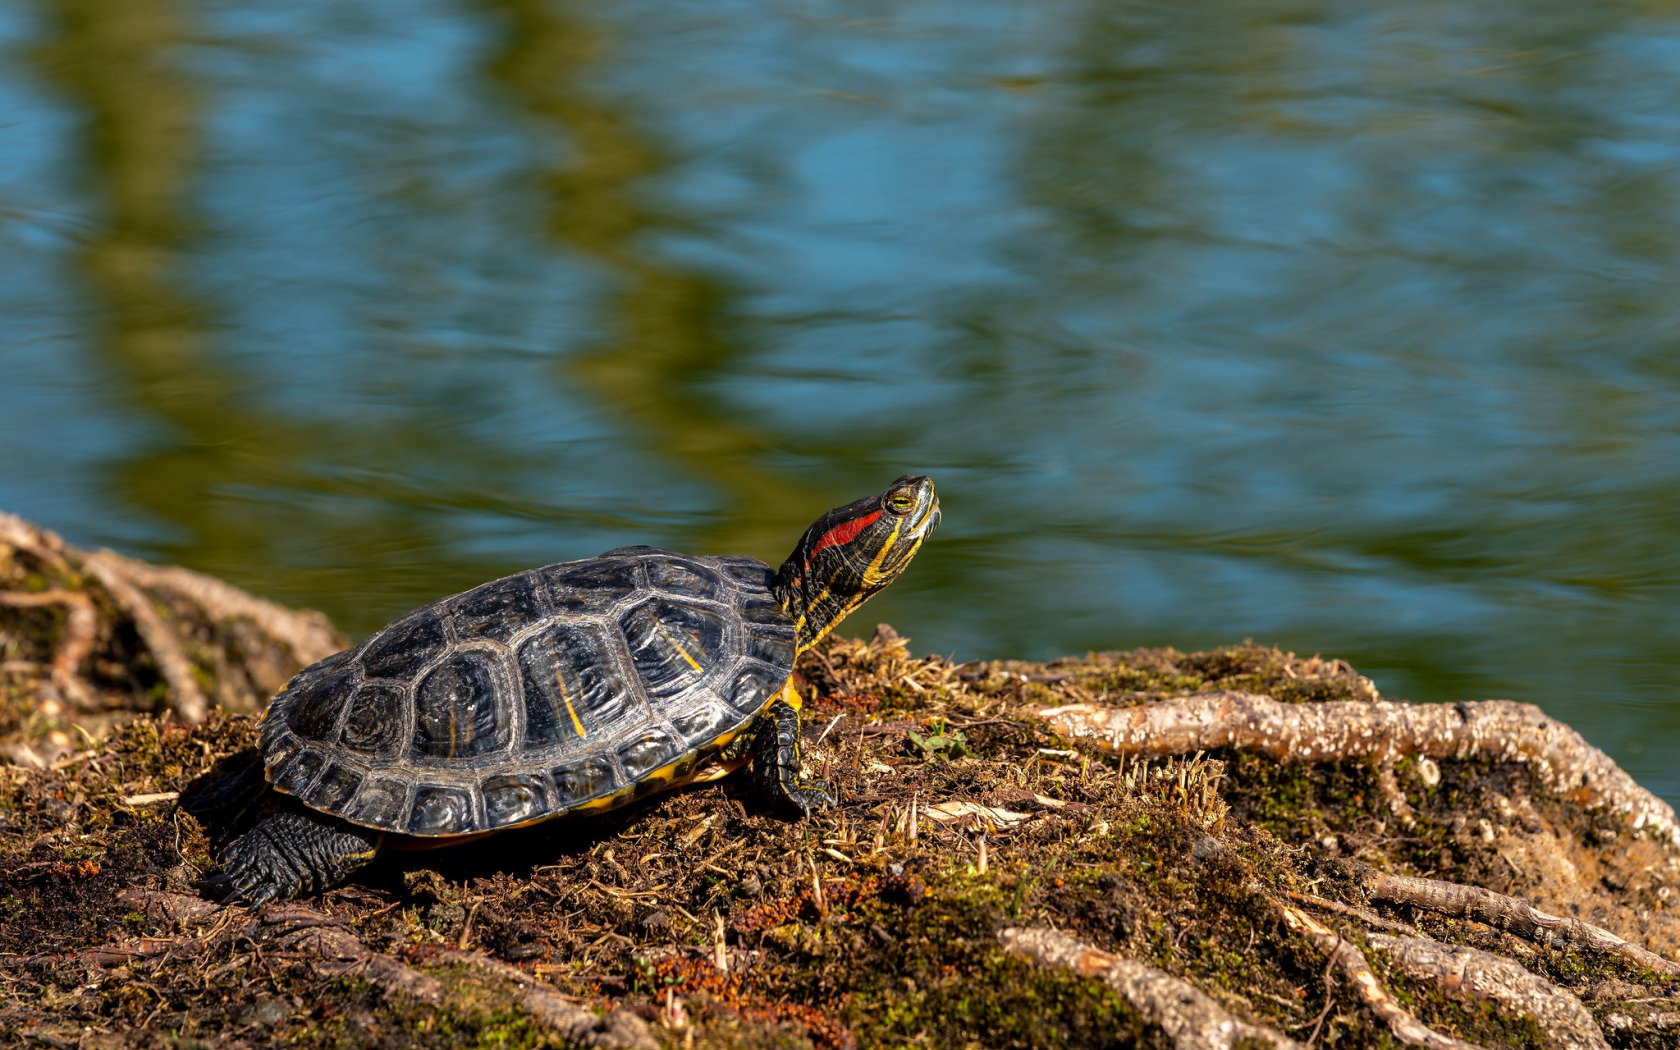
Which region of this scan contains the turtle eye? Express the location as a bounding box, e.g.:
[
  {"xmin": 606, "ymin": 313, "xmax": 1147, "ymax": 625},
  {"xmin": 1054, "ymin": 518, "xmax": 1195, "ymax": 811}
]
[{"xmin": 886, "ymin": 491, "xmax": 916, "ymax": 515}]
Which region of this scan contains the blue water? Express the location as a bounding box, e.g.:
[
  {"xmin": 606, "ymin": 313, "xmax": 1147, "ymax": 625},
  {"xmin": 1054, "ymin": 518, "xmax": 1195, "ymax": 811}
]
[{"xmin": 2, "ymin": 0, "xmax": 1677, "ymax": 801}]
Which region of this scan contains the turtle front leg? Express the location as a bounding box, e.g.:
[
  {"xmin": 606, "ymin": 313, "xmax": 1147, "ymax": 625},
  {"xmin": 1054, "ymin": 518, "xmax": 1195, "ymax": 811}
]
[
  {"xmin": 747, "ymin": 687, "xmax": 836, "ymax": 817},
  {"xmin": 220, "ymin": 808, "xmax": 382, "ymax": 905}
]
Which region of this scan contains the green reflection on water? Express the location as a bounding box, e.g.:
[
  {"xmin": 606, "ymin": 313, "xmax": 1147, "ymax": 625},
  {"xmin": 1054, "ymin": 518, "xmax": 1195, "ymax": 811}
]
[
  {"xmin": 7, "ymin": 0, "xmax": 1680, "ymax": 802},
  {"xmin": 483, "ymin": 0, "xmax": 836, "ymax": 560}
]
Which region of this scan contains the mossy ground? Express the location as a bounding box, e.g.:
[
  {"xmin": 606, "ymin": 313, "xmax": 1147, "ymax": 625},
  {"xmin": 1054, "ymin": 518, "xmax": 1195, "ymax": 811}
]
[{"xmin": 3, "ymin": 587, "xmax": 1679, "ymax": 1048}]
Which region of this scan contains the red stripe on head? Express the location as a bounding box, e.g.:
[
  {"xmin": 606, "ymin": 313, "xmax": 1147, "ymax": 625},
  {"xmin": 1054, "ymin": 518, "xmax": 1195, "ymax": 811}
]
[{"xmin": 804, "ymin": 510, "xmax": 882, "ymax": 570}]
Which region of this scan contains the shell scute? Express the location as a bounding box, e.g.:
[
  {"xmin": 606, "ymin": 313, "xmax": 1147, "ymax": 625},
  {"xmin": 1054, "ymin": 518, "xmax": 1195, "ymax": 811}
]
[
  {"xmin": 453, "ymin": 573, "xmax": 545, "ymax": 644},
  {"xmin": 516, "ymin": 623, "xmax": 641, "ymax": 746},
  {"xmin": 552, "ymin": 754, "xmax": 618, "ymax": 806},
  {"xmin": 619, "ymin": 598, "xmax": 727, "ymax": 700},
  {"xmin": 617, "ymin": 726, "xmax": 681, "ymax": 780},
  {"xmin": 746, "ymin": 625, "xmax": 796, "ymax": 667},
  {"xmin": 409, "ymin": 785, "xmax": 475, "ymax": 836},
  {"xmin": 669, "ymin": 701, "xmax": 735, "ymax": 748},
  {"xmin": 542, "ymin": 560, "xmax": 639, "ymax": 614},
  {"xmin": 715, "ymin": 556, "xmax": 774, "ymax": 588},
  {"xmin": 287, "ymin": 667, "xmax": 355, "ymax": 741},
  {"xmin": 340, "ymin": 683, "xmax": 405, "ymax": 756},
  {"xmin": 482, "ymin": 773, "xmax": 550, "ymax": 829},
  {"xmin": 646, "ymin": 557, "xmax": 726, "ymax": 600},
  {"xmin": 272, "ymin": 747, "xmax": 326, "ymax": 796},
  {"xmin": 346, "ymin": 777, "xmax": 409, "ymax": 827},
  {"xmin": 361, "ymin": 610, "xmax": 447, "ymax": 680},
  {"xmin": 311, "ymin": 764, "xmax": 363, "ymax": 812},
  {"xmin": 728, "ymin": 664, "xmax": 784, "ymax": 714},
  {"xmin": 412, "ymin": 650, "xmax": 506, "ymax": 759}
]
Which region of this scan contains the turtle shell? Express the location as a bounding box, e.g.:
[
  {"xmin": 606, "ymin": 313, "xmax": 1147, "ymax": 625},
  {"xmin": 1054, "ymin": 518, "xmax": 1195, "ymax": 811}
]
[{"xmin": 259, "ymin": 549, "xmax": 797, "ymax": 837}]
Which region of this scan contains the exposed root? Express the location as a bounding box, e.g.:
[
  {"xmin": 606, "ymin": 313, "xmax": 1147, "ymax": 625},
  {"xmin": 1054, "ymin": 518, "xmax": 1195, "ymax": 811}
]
[
  {"xmin": 82, "ymin": 554, "xmax": 210, "ymax": 724},
  {"xmin": 1367, "ymin": 934, "xmax": 1608, "ymax": 1050},
  {"xmin": 1279, "ymin": 905, "xmax": 1485, "ymax": 1050},
  {"xmin": 0, "ymin": 590, "xmax": 95, "ymax": 709},
  {"xmin": 418, "ymin": 948, "xmax": 658, "ymax": 1050},
  {"xmin": 2, "ymin": 887, "xmax": 654, "ymax": 1046},
  {"xmin": 0, "ymin": 889, "xmax": 442, "ymax": 1002},
  {"xmin": 1599, "ymin": 1002, "xmax": 1680, "ymax": 1042},
  {"xmin": 1376, "ymin": 757, "xmax": 1417, "ymax": 828},
  {"xmin": 1351, "ymin": 864, "xmax": 1680, "ymax": 977},
  {"xmin": 999, "ymin": 926, "xmax": 1302, "ymax": 1050},
  {"xmin": 85, "ymin": 550, "xmax": 340, "ymax": 673},
  {"xmin": 255, "ymin": 906, "xmax": 444, "ymax": 1002},
  {"xmin": 1284, "ymin": 890, "xmax": 1422, "ymax": 936},
  {"xmin": 1038, "ymin": 693, "xmax": 1680, "ymax": 845},
  {"xmin": 0, "ymin": 511, "xmax": 344, "ymax": 726}
]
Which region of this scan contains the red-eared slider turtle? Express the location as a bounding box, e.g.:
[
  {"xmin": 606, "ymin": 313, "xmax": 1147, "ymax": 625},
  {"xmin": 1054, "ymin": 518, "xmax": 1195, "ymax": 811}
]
[{"xmin": 217, "ymin": 476, "xmax": 939, "ymax": 902}]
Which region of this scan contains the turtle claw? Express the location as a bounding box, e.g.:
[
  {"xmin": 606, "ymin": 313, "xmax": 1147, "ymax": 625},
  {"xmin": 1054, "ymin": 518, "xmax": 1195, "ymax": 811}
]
[
  {"xmin": 786, "ymin": 780, "xmax": 838, "ymax": 817},
  {"xmin": 749, "ymin": 698, "xmax": 838, "ymax": 819}
]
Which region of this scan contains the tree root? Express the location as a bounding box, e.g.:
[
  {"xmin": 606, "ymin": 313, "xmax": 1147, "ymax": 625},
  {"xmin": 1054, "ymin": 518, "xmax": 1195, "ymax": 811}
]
[
  {"xmin": 1279, "ymin": 905, "xmax": 1485, "ymax": 1050},
  {"xmin": 90, "ymin": 552, "xmax": 341, "ymax": 673},
  {"xmin": 0, "ymin": 511, "xmax": 343, "ymax": 724},
  {"xmin": 1037, "ymin": 692, "xmax": 1680, "ymax": 845},
  {"xmin": 1366, "ymin": 934, "xmax": 1608, "ymax": 1050},
  {"xmin": 415, "ymin": 948, "xmax": 658, "ymax": 1050},
  {"xmin": 1348, "ymin": 863, "xmax": 1680, "ymax": 977},
  {"xmin": 81, "ymin": 554, "xmax": 210, "ymax": 724},
  {"xmin": 1284, "ymin": 890, "xmax": 1422, "ymax": 936},
  {"xmin": 999, "ymin": 926, "xmax": 1302, "ymax": 1050},
  {"xmin": 1599, "ymin": 1001, "xmax": 1680, "ymax": 1041},
  {"xmin": 0, "ymin": 889, "xmax": 441, "ymax": 1001},
  {"xmin": 0, "ymin": 888, "xmax": 653, "ymax": 1048},
  {"xmin": 0, "ymin": 591, "xmax": 95, "ymax": 709}
]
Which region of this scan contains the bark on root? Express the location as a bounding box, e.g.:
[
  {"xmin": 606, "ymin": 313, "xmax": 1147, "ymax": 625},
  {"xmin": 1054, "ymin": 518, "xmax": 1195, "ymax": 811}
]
[
  {"xmin": 1279, "ymin": 905, "xmax": 1485, "ymax": 1050},
  {"xmin": 1352, "ymin": 863, "xmax": 1680, "ymax": 977},
  {"xmin": 999, "ymin": 926, "xmax": 1301, "ymax": 1050},
  {"xmin": 1037, "ymin": 693, "xmax": 1680, "ymax": 845},
  {"xmin": 0, "ymin": 889, "xmax": 442, "ymax": 1002},
  {"xmin": 420, "ymin": 949, "xmax": 658, "ymax": 1050},
  {"xmin": 0, "ymin": 888, "xmax": 652, "ymax": 1048},
  {"xmin": 1367, "ymin": 934, "xmax": 1608, "ymax": 1050},
  {"xmin": 0, "ymin": 511, "xmax": 342, "ymax": 724}
]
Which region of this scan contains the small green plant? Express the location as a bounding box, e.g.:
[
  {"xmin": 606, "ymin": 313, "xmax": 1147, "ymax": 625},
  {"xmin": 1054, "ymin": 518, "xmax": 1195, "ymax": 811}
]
[{"xmin": 906, "ymin": 717, "xmax": 968, "ymax": 760}]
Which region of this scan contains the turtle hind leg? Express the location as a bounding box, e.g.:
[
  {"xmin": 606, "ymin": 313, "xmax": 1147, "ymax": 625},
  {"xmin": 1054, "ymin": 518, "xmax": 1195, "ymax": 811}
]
[
  {"xmin": 219, "ymin": 807, "xmax": 382, "ymax": 905},
  {"xmin": 748, "ymin": 695, "xmax": 836, "ymax": 817}
]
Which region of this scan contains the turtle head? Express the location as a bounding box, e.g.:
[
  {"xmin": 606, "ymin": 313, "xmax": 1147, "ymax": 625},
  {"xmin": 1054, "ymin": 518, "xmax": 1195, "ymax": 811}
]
[{"xmin": 773, "ymin": 475, "xmax": 939, "ymax": 652}]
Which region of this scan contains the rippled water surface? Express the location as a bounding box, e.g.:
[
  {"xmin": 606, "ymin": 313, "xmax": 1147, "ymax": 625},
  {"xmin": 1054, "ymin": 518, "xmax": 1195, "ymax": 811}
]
[{"xmin": 3, "ymin": 1, "xmax": 1678, "ymax": 799}]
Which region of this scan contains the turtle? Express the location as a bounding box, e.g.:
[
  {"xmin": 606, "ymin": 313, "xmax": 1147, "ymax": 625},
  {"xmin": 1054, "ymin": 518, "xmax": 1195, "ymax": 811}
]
[{"xmin": 213, "ymin": 475, "xmax": 939, "ymax": 903}]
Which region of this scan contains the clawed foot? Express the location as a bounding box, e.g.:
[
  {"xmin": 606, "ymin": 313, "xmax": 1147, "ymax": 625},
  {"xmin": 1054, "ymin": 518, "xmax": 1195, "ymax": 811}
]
[{"xmin": 782, "ymin": 779, "xmax": 838, "ymax": 818}]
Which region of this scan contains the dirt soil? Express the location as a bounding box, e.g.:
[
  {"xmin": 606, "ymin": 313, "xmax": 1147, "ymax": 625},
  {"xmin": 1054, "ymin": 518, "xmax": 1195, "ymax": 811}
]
[{"xmin": 2, "ymin": 524, "xmax": 1678, "ymax": 1049}]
